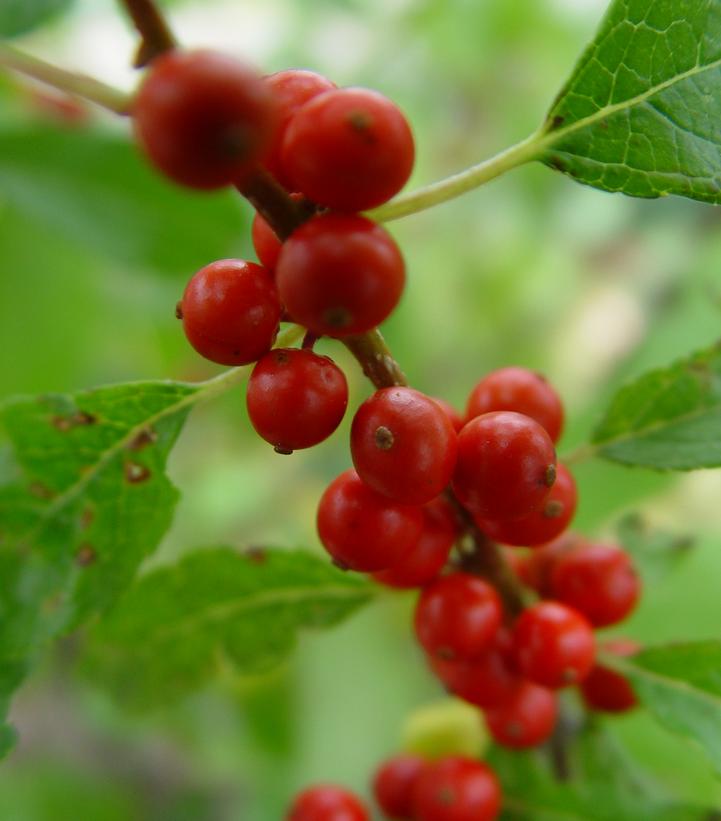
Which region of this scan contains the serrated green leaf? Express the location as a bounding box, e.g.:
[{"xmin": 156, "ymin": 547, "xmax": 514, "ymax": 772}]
[
  {"xmin": 0, "ymin": 0, "xmax": 73, "ymax": 37},
  {"xmin": 607, "ymin": 641, "xmax": 721, "ymax": 776},
  {"xmin": 83, "ymin": 548, "xmax": 375, "ymax": 709},
  {"xmin": 540, "ymin": 0, "xmax": 721, "ymax": 203},
  {"xmin": 590, "ymin": 341, "xmax": 721, "ymax": 469},
  {"xmin": 616, "ymin": 513, "xmax": 694, "ymax": 581},
  {"xmin": 0, "ymin": 380, "xmax": 197, "ymax": 721},
  {"xmin": 0, "ymin": 126, "xmax": 248, "ymax": 277}
]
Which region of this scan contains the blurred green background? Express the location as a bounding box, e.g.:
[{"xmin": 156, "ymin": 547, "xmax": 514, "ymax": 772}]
[{"xmin": 2, "ymin": 0, "xmax": 721, "ymax": 817}]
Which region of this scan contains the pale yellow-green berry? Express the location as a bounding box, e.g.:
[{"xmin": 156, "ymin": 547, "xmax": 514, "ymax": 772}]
[{"xmin": 400, "ymin": 697, "xmax": 489, "ymax": 760}]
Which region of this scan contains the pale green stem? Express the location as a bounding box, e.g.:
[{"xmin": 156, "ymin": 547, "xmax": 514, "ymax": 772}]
[
  {"xmin": 0, "ymin": 43, "xmax": 133, "ymax": 115},
  {"xmin": 368, "ymin": 131, "xmax": 544, "ymax": 222},
  {"xmin": 560, "ymin": 443, "xmax": 598, "ymax": 467}
]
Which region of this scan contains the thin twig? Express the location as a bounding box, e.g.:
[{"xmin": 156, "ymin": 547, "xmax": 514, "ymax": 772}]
[
  {"xmin": 0, "ymin": 43, "xmax": 132, "ymax": 115},
  {"xmin": 117, "ymin": 0, "xmax": 177, "ymax": 67}
]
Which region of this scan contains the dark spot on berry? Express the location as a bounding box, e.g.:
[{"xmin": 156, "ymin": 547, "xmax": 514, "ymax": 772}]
[
  {"xmin": 124, "ymin": 462, "xmax": 151, "ymax": 483},
  {"xmin": 274, "ymin": 444, "xmax": 294, "ymax": 455},
  {"xmin": 323, "ymin": 306, "xmax": 352, "ymax": 329},
  {"xmin": 347, "ymin": 110, "xmax": 377, "ymax": 144},
  {"xmin": 274, "ymin": 350, "xmax": 290, "ymax": 365},
  {"xmin": 543, "ymin": 500, "xmax": 564, "ymax": 519},
  {"xmin": 374, "ymin": 425, "xmax": 395, "ymax": 450},
  {"xmin": 544, "ymin": 464, "xmax": 557, "ymax": 488},
  {"xmin": 438, "ymin": 786, "xmax": 456, "ymax": 806}
]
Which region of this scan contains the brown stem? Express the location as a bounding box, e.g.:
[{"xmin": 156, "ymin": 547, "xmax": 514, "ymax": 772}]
[
  {"xmin": 118, "ymin": 0, "xmax": 177, "ymax": 67},
  {"xmin": 236, "ymin": 169, "xmax": 317, "ymax": 241},
  {"xmin": 342, "ymin": 331, "xmax": 408, "ymax": 388}
]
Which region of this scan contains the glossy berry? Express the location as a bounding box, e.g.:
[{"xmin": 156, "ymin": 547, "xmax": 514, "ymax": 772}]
[
  {"xmin": 485, "ymin": 681, "xmax": 557, "ymax": 748},
  {"xmin": 466, "ymin": 367, "xmax": 564, "ymax": 443},
  {"xmin": 513, "ymin": 601, "xmax": 595, "ymax": 689},
  {"xmin": 433, "ymin": 397, "xmax": 465, "ymax": 433},
  {"xmin": 551, "ymin": 543, "xmax": 641, "ymax": 628},
  {"xmin": 287, "ymin": 785, "xmax": 369, "ymax": 821},
  {"xmin": 373, "ymin": 755, "xmax": 427, "ymax": 820},
  {"xmin": 580, "ymin": 639, "xmax": 639, "ymax": 713},
  {"xmin": 373, "ymin": 497, "xmax": 457, "ymax": 589},
  {"xmin": 428, "ymin": 630, "xmax": 519, "ymax": 709},
  {"xmin": 281, "ymin": 87, "xmax": 414, "ymax": 211},
  {"xmin": 179, "ymin": 259, "xmax": 280, "ymax": 366},
  {"xmin": 247, "ymin": 348, "xmax": 348, "ymax": 453},
  {"xmin": 251, "ymin": 194, "xmax": 305, "ymax": 270},
  {"xmin": 412, "ymin": 756, "xmax": 501, "ymax": 821},
  {"xmin": 263, "ymin": 69, "xmax": 337, "ymax": 187},
  {"xmin": 134, "ymin": 50, "xmax": 278, "ymax": 190},
  {"xmin": 317, "ymin": 469, "xmax": 423, "ymax": 572},
  {"xmin": 452, "ymin": 412, "xmax": 556, "ymax": 521},
  {"xmin": 517, "ymin": 532, "xmax": 586, "ymax": 596},
  {"xmin": 351, "ymin": 387, "xmax": 458, "ymax": 505},
  {"xmin": 276, "ymin": 214, "xmax": 405, "ymax": 337},
  {"xmin": 414, "ymin": 572, "xmax": 502, "ymax": 662},
  {"xmin": 477, "ymin": 463, "xmax": 577, "ymax": 547}
]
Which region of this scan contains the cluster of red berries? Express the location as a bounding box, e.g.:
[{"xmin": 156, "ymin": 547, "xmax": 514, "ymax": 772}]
[{"xmin": 130, "ymin": 47, "xmax": 642, "ymax": 821}]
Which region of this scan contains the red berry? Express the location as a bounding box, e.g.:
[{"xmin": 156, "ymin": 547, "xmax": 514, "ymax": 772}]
[
  {"xmin": 412, "ymin": 757, "xmax": 501, "ymax": 821},
  {"xmin": 428, "ymin": 630, "xmax": 519, "ymax": 709},
  {"xmin": 373, "ymin": 497, "xmax": 457, "ymax": 589},
  {"xmin": 276, "ymin": 214, "xmax": 405, "ymax": 337},
  {"xmin": 287, "ymin": 785, "xmax": 369, "ymax": 821},
  {"xmin": 179, "ymin": 259, "xmax": 280, "ymax": 365},
  {"xmin": 281, "ymin": 87, "xmax": 414, "ymax": 211},
  {"xmin": 466, "ymin": 367, "xmax": 564, "ymax": 443},
  {"xmin": 580, "ymin": 639, "xmax": 639, "ymax": 713},
  {"xmin": 551, "ymin": 543, "xmax": 641, "ymax": 628},
  {"xmin": 373, "ymin": 755, "xmax": 427, "ymax": 820},
  {"xmin": 264, "ymin": 69, "xmax": 337, "ymax": 188},
  {"xmin": 414, "ymin": 573, "xmax": 503, "ymax": 662},
  {"xmin": 485, "ymin": 681, "xmax": 557, "ymax": 748},
  {"xmin": 134, "ymin": 50, "xmax": 278, "ymax": 190},
  {"xmin": 452, "ymin": 412, "xmax": 557, "ymax": 521},
  {"xmin": 477, "ymin": 463, "xmax": 577, "ymax": 547},
  {"xmin": 247, "ymin": 348, "xmax": 348, "ymax": 453},
  {"xmin": 513, "ymin": 601, "xmax": 595, "ymax": 688},
  {"xmin": 351, "ymin": 387, "xmax": 458, "ymax": 505},
  {"xmin": 432, "ymin": 397, "xmax": 465, "ymax": 433},
  {"xmin": 317, "ymin": 469, "xmax": 423, "ymax": 572},
  {"xmin": 519, "ymin": 532, "xmax": 586, "ymax": 596}
]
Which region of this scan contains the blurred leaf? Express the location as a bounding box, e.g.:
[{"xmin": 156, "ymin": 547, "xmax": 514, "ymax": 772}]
[
  {"xmin": 0, "ymin": 0, "xmax": 73, "ymax": 37},
  {"xmin": 492, "ymin": 728, "xmax": 715, "ymax": 820},
  {"xmin": 83, "ymin": 548, "xmax": 375, "ymax": 709},
  {"xmin": 541, "ymin": 0, "xmax": 721, "ymax": 204},
  {"xmin": 0, "ymin": 723, "xmax": 16, "ymax": 761},
  {"xmin": 616, "ymin": 512, "xmax": 694, "ymax": 581},
  {"xmin": 608, "ymin": 641, "xmax": 721, "ymax": 776},
  {"xmin": 0, "ymin": 126, "xmax": 249, "ymax": 277},
  {"xmin": 0, "ymin": 380, "xmax": 195, "ymax": 727},
  {"xmin": 590, "ymin": 341, "xmax": 721, "ymax": 469}
]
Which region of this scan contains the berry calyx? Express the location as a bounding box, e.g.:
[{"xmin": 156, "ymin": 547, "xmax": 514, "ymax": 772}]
[
  {"xmin": 372, "ymin": 755, "xmax": 428, "ymax": 820},
  {"xmin": 373, "ymin": 497, "xmax": 458, "ymax": 589},
  {"xmin": 414, "ymin": 572, "xmax": 503, "ymax": 662},
  {"xmin": 412, "ymin": 756, "xmax": 501, "ymax": 821},
  {"xmin": 351, "ymin": 387, "xmax": 458, "ymax": 505},
  {"xmin": 513, "ymin": 601, "xmax": 595, "ymax": 688},
  {"xmin": 317, "ymin": 469, "xmax": 423, "ymax": 572},
  {"xmin": 287, "ymin": 785, "xmax": 369, "ymax": 821},
  {"xmin": 466, "ymin": 367, "xmax": 564, "ymax": 443},
  {"xmin": 281, "ymin": 87, "xmax": 415, "ymax": 211},
  {"xmin": 485, "ymin": 681, "xmax": 558, "ymax": 748},
  {"xmin": 263, "ymin": 69, "xmax": 337, "ymax": 188},
  {"xmin": 179, "ymin": 259, "xmax": 280, "ymax": 365},
  {"xmin": 276, "ymin": 214, "xmax": 405, "ymax": 337},
  {"xmin": 134, "ymin": 49, "xmax": 278, "ymax": 189},
  {"xmin": 477, "ymin": 463, "xmax": 577, "ymax": 547},
  {"xmin": 452, "ymin": 411, "xmax": 557, "ymax": 521},
  {"xmin": 247, "ymin": 348, "xmax": 348, "ymax": 453},
  {"xmin": 580, "ymin": 639, "xmax": 639, "ymax": 713},
  {"xmin": 551, "ymin": 543, "xmax": 641, "ymax": 628}
]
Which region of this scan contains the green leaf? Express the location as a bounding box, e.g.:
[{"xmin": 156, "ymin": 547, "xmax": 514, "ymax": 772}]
[
  {"xmin": 540, "ymin": 0, "xmax": 721, "ymax": 204},
  {"xmin": 0, "ymin": 126, "xmax": 248, "ymax": 277},
  {"xmin": 0, "ymin": 380, "xmax": 197, "ymax": 719},
  {"xmin": 608, "ymin": 641, "xmax": 721, "ymax": 776},
  {"xmin": 616, "ymin": 512, "xmax": 694, "ymax": 581},
  {"xmin": 492, "ymin": 726, "xmax": 715, "ymax": 820},
  {"xmin": 0, "ymin": 0, "xmax": 74, "ymax": 37},
  {"xmin": 590, "ymin": 341, "xmax": 721, "ymax": 469},
  {"xmin": 83, "ymin": 548, "xmax": 375, "ymax": 709}
]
